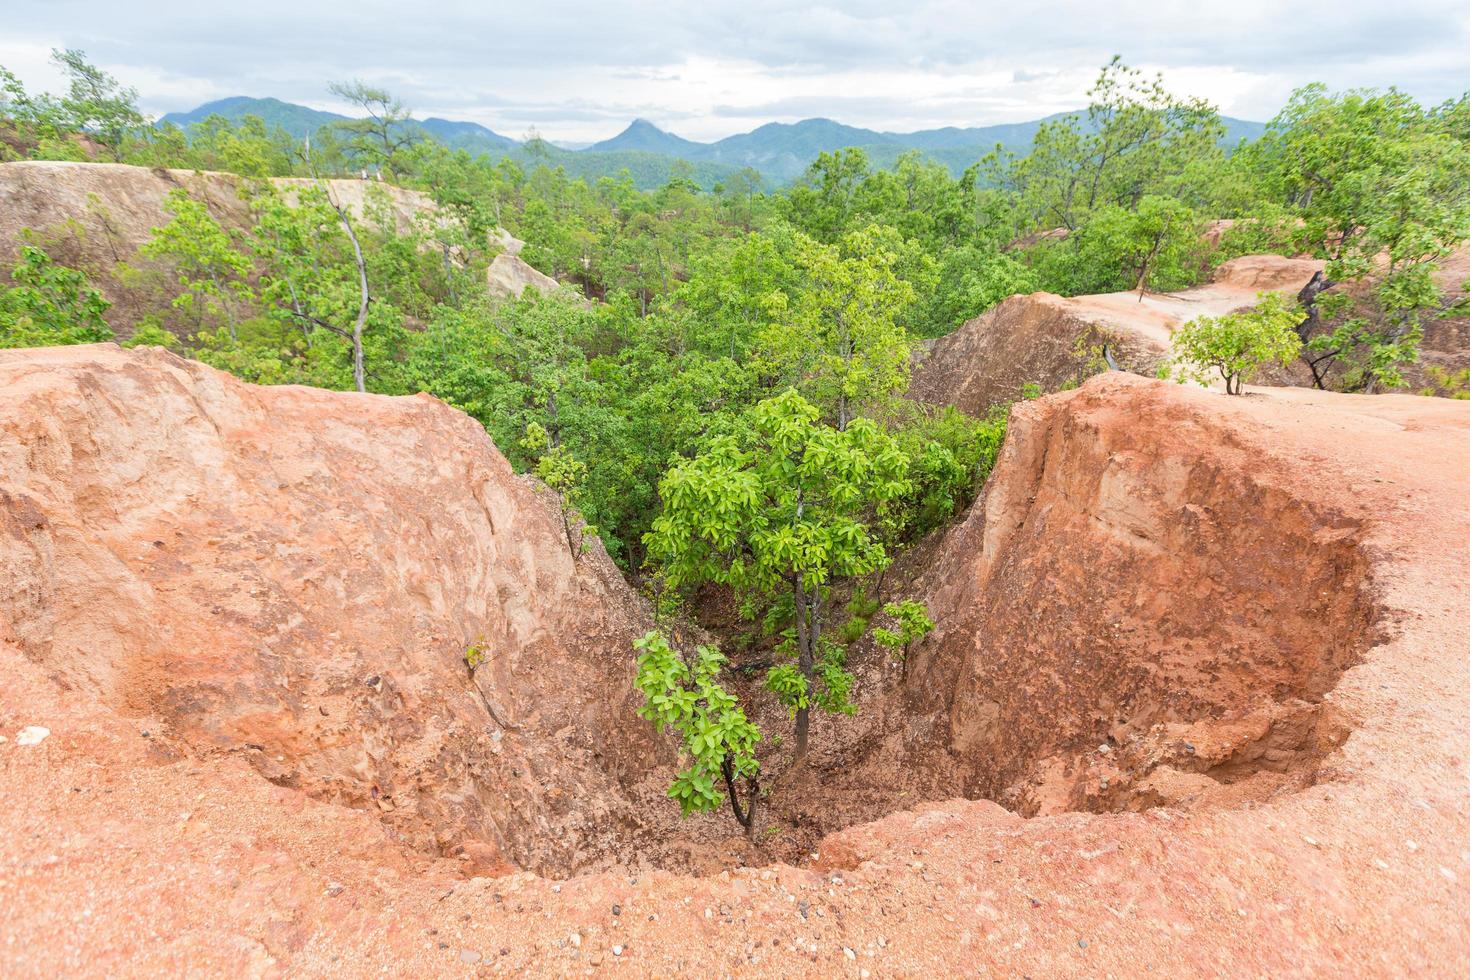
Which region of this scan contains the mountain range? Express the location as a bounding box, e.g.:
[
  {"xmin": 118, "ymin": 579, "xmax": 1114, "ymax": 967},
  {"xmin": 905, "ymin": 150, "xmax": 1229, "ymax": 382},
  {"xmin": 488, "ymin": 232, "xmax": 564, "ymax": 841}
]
[{"xmin": 161, "ymin": 97, "xmax": 1267, "ymax": 189}]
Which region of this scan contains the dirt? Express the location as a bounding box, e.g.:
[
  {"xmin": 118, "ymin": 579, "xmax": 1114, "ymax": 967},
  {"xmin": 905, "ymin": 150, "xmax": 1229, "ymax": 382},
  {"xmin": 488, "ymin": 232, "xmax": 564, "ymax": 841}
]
[
  {"xmin": 3, "ymin": 347, "xmax": 1470, "ymax": 975},
  {"xmin": 0, "ymin": 343, "xmax": 674, "ymax": 878}
]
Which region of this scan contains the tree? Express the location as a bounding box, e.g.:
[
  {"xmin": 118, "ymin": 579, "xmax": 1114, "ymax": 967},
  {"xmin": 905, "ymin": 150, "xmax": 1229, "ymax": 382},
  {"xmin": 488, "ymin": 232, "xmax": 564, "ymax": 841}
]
[
  {"xmin": 986, "ymin": 57, "xmax": 1225, "ymax": 237},
  {"xmin": 1170, "ymin": 293, "xmax": 1303, "ymax": 394},
  {"xmin": 676, "ymin": 228, "xmax": 796, "ymax": 362},
  {"xmin": 1, "ymin": 245, "xmax": 113, "ymax": 348},
  {"xmin": 519, "ymin": 421, "xmax": 595, "ymax": 557},
  {"xmin": 328, "ymin": 80, "xmax": 419, "ymax": 172},
  {"xmin": 915, "ymin": 246, "xmax": 1038, "ymax": 337},
  {"xmin": 783, "ymin": 148, "xmax": 873, "ymax": 243},
  {"xmin": 760, "ymin": 224, "xmax": 922, "ymax": 428},
  {"xmin": 645, "ymin": 388, "xmax": 910, "ymax": 764},
  {"xmin": 1251, "ymin": 85, "xmax": 1470, "ymax": 390},
  {"xmin": 633, "ymin": 631, "xmax": 761, "ymax": 840},
  {"xmin": 1036, "ymin": 194, "xmax": 1204, "ymax": 297},
  {"xmin": 138, "ymin": 190, "xmax": 255, "ymax": 341},
  {"xmin": 187, "ymin": 114, "xmax": 293, "ymax": 177},
  {"xmin": 872, "ymin": 599, "xmax": 934, "ymax": 679},
  {"xmin": 50, "ymin": 49, "xmax": 147, "ymax": 161},
  {"xmin": 236, "ymin": 177, "xmax": 377, "ymax": 392}
]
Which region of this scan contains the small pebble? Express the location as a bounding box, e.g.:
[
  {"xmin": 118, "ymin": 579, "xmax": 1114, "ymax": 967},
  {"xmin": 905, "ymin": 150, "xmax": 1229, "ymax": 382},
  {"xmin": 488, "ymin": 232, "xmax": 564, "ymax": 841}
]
[
  {"xmin": 612, "ymin": 944, "xmax": 623, "ymax": 956},
  {"xmin": 16, "ymin": 726, "xmax": 49, "ymax": 746},
  {"xmin": 1078, "ymin": 939, "xmax": 1089, "ymax": 949},
  {"xmin": 843, "ymin": 947, "xmax": 856, "ymax": 960},
  {"xmin": 458, "ymin": 950, "xmax": 481, "ymax": 964}
]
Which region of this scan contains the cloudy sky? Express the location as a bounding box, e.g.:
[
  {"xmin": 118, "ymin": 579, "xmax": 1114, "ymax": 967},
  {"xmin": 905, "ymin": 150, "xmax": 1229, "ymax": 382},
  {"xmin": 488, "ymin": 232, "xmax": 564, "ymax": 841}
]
[{"xmin": 3, "ymin": 1, "xmax": 1468, "ymax": 142}]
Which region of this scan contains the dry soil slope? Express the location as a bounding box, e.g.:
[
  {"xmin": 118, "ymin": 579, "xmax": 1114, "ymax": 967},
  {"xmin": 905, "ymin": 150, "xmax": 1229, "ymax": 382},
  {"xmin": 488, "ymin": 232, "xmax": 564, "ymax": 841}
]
[
  {"xmin": 2, "ymin": 349, "xmax": 1468, "ymax": 976},
  {"xmin": 0, "ymin": 343, "xmax": 665, "ymax": 880}
]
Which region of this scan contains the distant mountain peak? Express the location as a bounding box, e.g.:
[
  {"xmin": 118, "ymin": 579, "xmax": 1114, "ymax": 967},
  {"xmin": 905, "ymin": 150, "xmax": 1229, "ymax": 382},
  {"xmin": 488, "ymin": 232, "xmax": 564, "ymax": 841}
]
[
  {"xmin": 588, "ymin": 118, "xmax": 699, "ymax": 154},
  {"xmin": 157, "ymin": 96, "xmax": 1264, "ymax": 189}
]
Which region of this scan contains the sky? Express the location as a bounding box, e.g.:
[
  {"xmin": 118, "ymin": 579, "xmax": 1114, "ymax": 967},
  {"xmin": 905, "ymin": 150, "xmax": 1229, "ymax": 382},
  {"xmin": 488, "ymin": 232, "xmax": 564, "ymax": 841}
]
[{"xmin": 3, "ymin": 1, "xmax": 1468, "ymax": 143}]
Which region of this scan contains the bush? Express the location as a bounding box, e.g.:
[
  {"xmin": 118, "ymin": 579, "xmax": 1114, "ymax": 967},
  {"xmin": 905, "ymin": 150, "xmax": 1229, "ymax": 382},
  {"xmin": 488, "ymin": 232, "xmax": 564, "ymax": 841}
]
[
  {"xmin": 0, "ymin": 245, "xmax": 113, "ymax": 348},
  {"xmin": 1170, "ymin": 292, "xmax": 1303, "ymax": 394}
]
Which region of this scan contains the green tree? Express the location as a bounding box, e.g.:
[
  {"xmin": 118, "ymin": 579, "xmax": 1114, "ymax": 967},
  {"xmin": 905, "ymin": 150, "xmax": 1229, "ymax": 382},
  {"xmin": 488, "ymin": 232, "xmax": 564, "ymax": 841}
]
[
  {"xmin": 1251, "ymin": 85, "xmax": 1470, "ymax": 390},
  {"xmin": 783, "ymin": 148, "xmax": 873, "ymax": 243},
  {"xmin": 633, "ymin": 631, "xmax": 761, "ymax": 839},
  {"xmin": 986, "ymin": 57, "xmax": 1225, "ymax": 236},
  {"xmin": 328, "ymin": 80, "xmax": 419, "ymax": 173},
  {"xmin": 1170, "ymin": 293, "xmax": 1303, "ymax": 394},
  {"xmin": 520, "ymin": 420, "xmax": 595, "ymax": 558},
  {"xmin": 872, "ymin": 599, "xmax": 934, "ymax": 679},
  {"xmin": 645, "ymin": 388, "xmax": 910, "ymax": 763},
  {"xmin": 139, "ymin": 190, "xmax": 255, "ymax": 341},
  {"xmin": 1, "ymin": 245, "xmax": 113, "ymax": 348},
  {"xmin": 50, "ymin": 49, "xmax": 147, "ymax": 161},
  {"xmin": 759, "ymin": 225, "xmax": 923, "ymax": 428}
]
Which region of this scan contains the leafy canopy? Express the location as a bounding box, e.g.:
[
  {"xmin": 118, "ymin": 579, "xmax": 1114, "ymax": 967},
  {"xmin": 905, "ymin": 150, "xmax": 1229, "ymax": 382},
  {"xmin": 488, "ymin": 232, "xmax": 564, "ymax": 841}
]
[
  {"xmin": 0, "ymin": 245, "xmax": 114, "ymax": 348},
  {"xmin": 1170, "ymin": 292, "xmax": 1303, "ymax": 395}
]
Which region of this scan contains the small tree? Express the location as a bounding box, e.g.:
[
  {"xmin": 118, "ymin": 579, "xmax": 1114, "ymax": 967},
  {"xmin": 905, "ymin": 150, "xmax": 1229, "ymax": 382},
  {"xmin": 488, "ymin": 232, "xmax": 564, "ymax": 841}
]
[
  {"xmin": 1170, "ymin": 293, "xmax": 1302, "ymax": 394},
  {"xmin": 872, "ymin": 599, "xmax": 934, "ymax": 679},
  {"xmin": 520, "ymin": 421, "xmax": 595, "ymax": 558},
  {"xmin": 139, "ymin": 190, "xmax": 255, "ymax": 341},
  {"xmin": 633, "ymin": 631, "xmax": 761, "ymax": 841},
  {"xmin": 645, "ymin": 388, "xmax": 910, "ymax": 764},
  {"xmin": 329, "ymin": 80, "xmax": 418, "ymax": 173}
]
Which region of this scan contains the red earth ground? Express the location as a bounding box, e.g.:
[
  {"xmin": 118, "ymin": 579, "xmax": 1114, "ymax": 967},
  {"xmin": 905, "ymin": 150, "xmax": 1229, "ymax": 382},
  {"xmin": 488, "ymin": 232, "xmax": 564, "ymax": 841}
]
[{"xmin": 2, "ymin": 347, "xmax": 1469, "ymax": 976}]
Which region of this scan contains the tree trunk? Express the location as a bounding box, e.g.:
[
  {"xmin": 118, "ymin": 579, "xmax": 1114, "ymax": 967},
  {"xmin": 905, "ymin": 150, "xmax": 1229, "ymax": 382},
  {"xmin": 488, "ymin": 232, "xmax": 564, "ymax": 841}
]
[
  {"xmin": 721, "ymin": 757, "xmax": 758, "ymax": 842},
  {"xmin": 303, "ymin": 134, "xmax": 368, "ymax": 393},
  {"xmin": 340, "ymin": 210, "xmax": 369, "ymax": 393},
  {"xmin": 1294, "ymin": 271, "xmax": 1335, "ymax": 390},
  {"xmin": 793, "ymin": 576, "xmax": 812, "ymax": 764}
]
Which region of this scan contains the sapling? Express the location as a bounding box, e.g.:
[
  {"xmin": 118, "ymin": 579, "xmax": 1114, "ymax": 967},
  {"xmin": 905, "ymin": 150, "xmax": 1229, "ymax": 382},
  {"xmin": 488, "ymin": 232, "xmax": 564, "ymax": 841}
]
[
  {"xmin": 872, "ymin": 599, "xmax": 935, "ymax": 679},
  {"xmin": 633, "ymin": 631, "xmax": 761, "ymax": 841}
]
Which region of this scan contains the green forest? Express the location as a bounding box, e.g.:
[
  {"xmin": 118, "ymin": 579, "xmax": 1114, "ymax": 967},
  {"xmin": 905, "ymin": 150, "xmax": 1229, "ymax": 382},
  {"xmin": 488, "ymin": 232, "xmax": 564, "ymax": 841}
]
[{"xmin": 4, "ymin": 50, "xmax": 1470, "ymax": 826}]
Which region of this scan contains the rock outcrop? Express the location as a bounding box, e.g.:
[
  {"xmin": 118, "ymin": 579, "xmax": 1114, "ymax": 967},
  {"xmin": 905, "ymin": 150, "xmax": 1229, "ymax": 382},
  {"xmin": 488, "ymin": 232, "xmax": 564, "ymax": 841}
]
[
  {"xmin": 485, "ymin": 231, "xmax": 568, "ymax": 300},
  {"xmin": 0, "ymin": 343, "xmax": 661, "ymax": 876},
  {"xmin": 910, "ymin": 255, "xmax": 1324, "ymax": 414}
]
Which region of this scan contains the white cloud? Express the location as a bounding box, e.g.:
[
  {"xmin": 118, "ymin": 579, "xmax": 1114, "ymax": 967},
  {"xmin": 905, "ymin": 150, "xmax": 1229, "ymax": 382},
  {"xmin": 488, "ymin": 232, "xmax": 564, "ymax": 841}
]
[{"xmin": 2, "ymin": 1, "xmax": 1467, "ymax": 141}]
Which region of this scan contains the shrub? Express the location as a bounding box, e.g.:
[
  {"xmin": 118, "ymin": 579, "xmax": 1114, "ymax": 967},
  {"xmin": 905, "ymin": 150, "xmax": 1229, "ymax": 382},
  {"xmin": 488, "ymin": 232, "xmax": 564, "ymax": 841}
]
[{"xmin": 1170, "ymin": 292, "xmax": 1302, "ymax": 394}]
